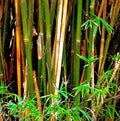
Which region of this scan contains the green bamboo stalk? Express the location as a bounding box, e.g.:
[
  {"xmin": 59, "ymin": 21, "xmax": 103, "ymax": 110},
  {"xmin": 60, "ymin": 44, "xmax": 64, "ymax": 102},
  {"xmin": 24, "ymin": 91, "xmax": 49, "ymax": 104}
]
[
  {"xmin": 44, "ymin": 0, "xmax": 52, "ymax": 94},
  {"xmin": 99, "ymin": 0, "xmax": 120, "ymax": 75},
  {"xmin": 15, "ymin": 0, "xmax": 22, "ymax": 96},
  {"xmin": 28, "ymin": 0, "xmax": 33, "ymax": 48},
  {"xmin": 73, "ymin": 0, "xmax": 82, "ymax": 104},
  {"xmin": 50, "ymin": 0, "xmax": 57, "ymax": 27},
  {"xmin": 86, "ymin": 0, "xmax": 95, "ymax": 83},
  {"xmin": 84, "ymin": 0, "xmax": 89, "ymax": 82},
  {"xmin": 38, "ymin": 0, "xmax": 47, "ymax": 98},
  {"xmin": 88, "ymin": 1, "xmax": 96, "ymax": 120},
  {"xmin": 20, "ymin": 0, "xmax": 34, "ymax": 99}
]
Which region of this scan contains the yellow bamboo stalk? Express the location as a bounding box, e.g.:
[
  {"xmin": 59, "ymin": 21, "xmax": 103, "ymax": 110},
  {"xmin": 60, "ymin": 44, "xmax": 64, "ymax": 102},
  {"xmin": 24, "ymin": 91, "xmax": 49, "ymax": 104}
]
[
  {"xmin": 98, "ymin": 0, "xmax": 107, "ymax": 73},
  {"xmin": 54, "ymin": 0, "xmax": 68, "ymax": 96},
  {"xmin": 53, "ymin": 0, "xmax": 63, "ymax": 94},
  {"xmin": 15, "ymin": 0, "xmax": 21, "ymax": 96},
  {"xmin": 33, "ymin": 71, "xmax": 42, "ymax": 114},
  {"xmin": 0, "ymin": 103, "xmax": 3, "ymax": 121},
  {"xmin": 23, "ymin": 63, "xmax": 28, "ymax": 100},
  {"xmin": 109, "ymin": 53, "xmax": 120, "ymax": 83}
]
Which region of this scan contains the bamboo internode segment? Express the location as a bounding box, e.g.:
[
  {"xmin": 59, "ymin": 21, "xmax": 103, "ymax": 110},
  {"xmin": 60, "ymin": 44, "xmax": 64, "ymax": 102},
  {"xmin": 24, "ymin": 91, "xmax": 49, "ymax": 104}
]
[
  {"xmin": 53, "ymin": 0, "xmax": 68, "ymax": 96},
  {"xmin": 15, "ymin": 0, "xmax": 21, "ymax": 96}
]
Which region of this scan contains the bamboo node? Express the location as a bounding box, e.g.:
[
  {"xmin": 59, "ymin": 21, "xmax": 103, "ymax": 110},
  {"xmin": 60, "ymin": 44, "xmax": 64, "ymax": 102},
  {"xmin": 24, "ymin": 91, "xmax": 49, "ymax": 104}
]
[
  {"xmin": 0, "ymin": 74, "xmax": 3, "ymax": 79},
  {"xmin": 24, "ymin": 38, "xmax": 29, "ymax": 43},
  {"xmin": 39, "ymin": 32, "xmax": 43, "ymax": 37},
  {"xmin": 76, "ymin": 39, "xmax": 80, "ymax": 43},
  {"xmin": 71, "ymin": 50, "xmax": 74, "ymax": 55}
]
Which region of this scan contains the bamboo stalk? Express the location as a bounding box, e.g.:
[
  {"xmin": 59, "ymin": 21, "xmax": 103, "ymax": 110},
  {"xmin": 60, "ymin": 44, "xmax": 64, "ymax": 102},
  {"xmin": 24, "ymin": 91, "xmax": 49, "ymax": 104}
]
[
  {"xmin": 0, "ymin": 15, "xmax": 3, "ymax": 82},
  {"xmin": 88, "ymin": 0, "xmax": 95, "ymax": 87},
  {"xmin": 38, "ymin": 0, "xmax": 47, "ymax": 98},
  {"xmin": 54, "ymin": 0, "xmax": 68, "ymax": 93},
  {"xmin": 0, "ymin": 27, "xmax": 3, "ymax": 81},
  {"xmin": 73, "ymin": 0, "xmax": 82, "ymax": 104},
  {"xmin": 28, "ymin": 0, "xmax": 33, "ymax": 49},
  {"xmin": 109, "ymin": 54, "xmax": 120, "ymax": 83},
  {"xmin": 23, "ymin": 63, "xmax": 28, "ymax": 100},
  {"xmin": 0, "ymin": 1, "xmax": 3, "ymax": 119},
  {"xmin": 15, "ymin": 0, "xmax": 22, "ymax": 96},
  {"xmin": 53, "ymin": 0, "xmax": 63, "ymax": 95},
  {"xmin": 36, "ymin": 33, "xmax": 42, "ymax": 90},
  {"xmin": 50, "ymin": 0, "xmax": 57, "ymax": 27},
  {"xmin": 33, "ymin": 71, "xmax": 42, "ymax": 115},
  {"xmin": 1, "ymin": 0, "xmax": 9, "ymax": 84},
  {"xmin": 89, "ymin": 1, "xmax": 96, "ymax": 120},
  {"xmin": 63, "ymin": 40, "xmax": 67, "ymax": 84},
  {"xmin": 2, "ymin": 0, "xmax": 9, "ymax": 54},
  {"xmin": 44, "ymin": 0, "xmax": 52, "ymax": 94},
  {"xmin": 98, "ymin": 0, "xmax": 107, "ymax": 73},
  {"xmin": 99, "ymin": 0, "xmax": 120, "ymax": 75},
  {"xmin": 70, "ymin": 0, "xmax": 75, "ymax": 86},
  {"xmin": 98, "ymin": 0, "xmax": 105, "ymax": 17},
  {"xmin": 20, "ymin": 0, "xmax": 34, "ymax": 99}
]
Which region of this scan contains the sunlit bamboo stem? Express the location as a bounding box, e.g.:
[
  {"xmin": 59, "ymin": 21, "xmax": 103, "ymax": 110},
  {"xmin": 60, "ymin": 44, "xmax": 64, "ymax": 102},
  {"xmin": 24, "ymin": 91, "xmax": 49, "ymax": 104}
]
[
  {"xmin": 53, "ymin": 0, "xmax": 63, "ymax": 95},
  {"xmin": 15, "ymin": 0, "xmax": 22, "ymax": 96},
  {"xmin": 54, "ymin": 0, "xmax": 68, "ymax": 96},
  {"xmin": 33, "ymin": 71, "xmax": 42, "ymax": 114},
  {"xmin": 98, "ymin": 0, "xmax": 107, "ymax": 73}
]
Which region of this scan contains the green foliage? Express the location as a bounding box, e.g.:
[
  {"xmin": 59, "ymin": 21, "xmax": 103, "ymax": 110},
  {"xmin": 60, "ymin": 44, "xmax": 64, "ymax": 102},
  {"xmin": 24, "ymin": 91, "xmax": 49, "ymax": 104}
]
[
  {"xmin": 81, "ymin": 15, "xmax": 113, "ymax": 35},
  {"xmin": 76, "ymin": 54, "xmax": 99, "ymax": 67},
  {"xmin": 0, "ymin": 83, "xmax": 94, "ymax": 121},
  {"xmin": 0, "ymin": 81, "xmax": 7, "ymax": 95}
]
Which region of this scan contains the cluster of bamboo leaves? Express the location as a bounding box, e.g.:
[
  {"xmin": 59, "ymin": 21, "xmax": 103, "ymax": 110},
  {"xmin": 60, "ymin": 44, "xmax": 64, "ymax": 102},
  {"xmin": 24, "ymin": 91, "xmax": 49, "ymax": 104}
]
[{"xmin": 0, "ymin": 0, "xmax": 120, "ymax": 120}]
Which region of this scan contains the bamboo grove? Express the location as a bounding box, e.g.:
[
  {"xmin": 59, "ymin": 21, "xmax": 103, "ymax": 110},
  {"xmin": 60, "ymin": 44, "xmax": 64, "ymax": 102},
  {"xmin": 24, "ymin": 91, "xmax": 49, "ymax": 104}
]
[{"xmin": 0, "ymin": 0, "xmax": 120, "ymax": 120}]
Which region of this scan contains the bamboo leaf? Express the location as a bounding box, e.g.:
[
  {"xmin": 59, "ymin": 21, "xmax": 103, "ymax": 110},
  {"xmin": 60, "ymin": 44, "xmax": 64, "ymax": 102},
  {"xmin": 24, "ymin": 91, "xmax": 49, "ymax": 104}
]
[{"xmin": 76, "ymin": 54, "xmax": 89, "ymax": 62}]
